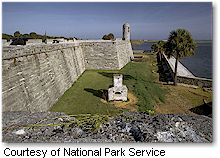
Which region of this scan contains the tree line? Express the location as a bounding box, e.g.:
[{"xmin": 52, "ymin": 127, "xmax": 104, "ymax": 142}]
[
  {"xmin": 2, "ymin": 31, "xmax": 76, "ymax": 42},
  {"xmin": 151, "ymin": 29, "xmax": 196, "ymax": 86}
]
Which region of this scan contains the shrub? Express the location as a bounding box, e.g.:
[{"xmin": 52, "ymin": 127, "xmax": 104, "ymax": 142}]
[
  {"xmin": 102, "ymin": 33, "xmax": 115, "ymax": 40},
  {"xmin": 10, "ymin": 38, "xmax": 27, "ymax": 45}
]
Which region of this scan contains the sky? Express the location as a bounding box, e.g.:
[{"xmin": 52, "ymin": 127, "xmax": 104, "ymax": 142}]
[{"xmin": 2, "ymin": 2, "xmax": 212, "ymax": 40}]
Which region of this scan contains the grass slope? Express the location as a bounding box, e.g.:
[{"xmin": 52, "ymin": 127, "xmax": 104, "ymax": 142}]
[
  {"xmin": 120, "ymin": 61, "xmax": 165, "ymax": 112},
  {"xmin": 50, "ymin": 70, "xmax": 120, "ymax": 115},
  {"xmin": 50, "ymin": 56, "xmax": 166, "ymax": 115},
  {"xmin": 50, "ymin": 53, "xmax": 212, "ymax": 116}
]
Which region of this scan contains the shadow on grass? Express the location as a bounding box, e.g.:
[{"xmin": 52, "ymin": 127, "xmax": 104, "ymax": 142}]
[
  {"xmin": 98, "ymin": 72, "xmax": 135, "ymax": 80},
  {"xmin": 156, "ymin": 57, "xmax": 173, "ymax": 84},
  {"xmin": 84, "ymin": 88, "xmax": 108, "ymax": 100},
  {"xmin": 189, "ymin": 102, "xmax": 212, "ymax": 118}
]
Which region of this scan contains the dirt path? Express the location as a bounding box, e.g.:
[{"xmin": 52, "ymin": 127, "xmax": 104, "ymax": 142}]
[
  {"xmin": 112, "ymin": 92, "xmax": 138, "ymax": 111},
  {"xmin": 101, "ymin": 91, "xmax": 138, "ymax": 111}
]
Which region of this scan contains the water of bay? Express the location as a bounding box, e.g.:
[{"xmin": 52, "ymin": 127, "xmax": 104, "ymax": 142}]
[{"xmin": 132, "ymin": 41, "xmax": 212, "ymax": 79}]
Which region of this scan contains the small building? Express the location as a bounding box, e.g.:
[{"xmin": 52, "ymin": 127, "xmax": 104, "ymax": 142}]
[{"xmin": 108, "ymin": 74, "xmax": 128, "ymax": 101}]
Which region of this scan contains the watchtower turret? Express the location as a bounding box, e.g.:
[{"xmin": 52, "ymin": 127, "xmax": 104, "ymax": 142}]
[{"xmin": 122, "ymin": 23, "xmax": 130, "ymax": 41}]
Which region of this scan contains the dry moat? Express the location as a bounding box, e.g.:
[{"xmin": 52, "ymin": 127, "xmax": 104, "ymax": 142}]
[
  {"xmin": 2, "ymin": 23, "xmax": 212, "ymax": 143},
  {"xmin": 2, "ymin": 53, "xmax": 212, "ymax": 143}
]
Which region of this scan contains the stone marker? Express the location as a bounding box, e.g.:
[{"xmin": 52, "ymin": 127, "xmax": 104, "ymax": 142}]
[{"xmin": 108, "ymin": 74, "xmax": 128, "ymax": 101}]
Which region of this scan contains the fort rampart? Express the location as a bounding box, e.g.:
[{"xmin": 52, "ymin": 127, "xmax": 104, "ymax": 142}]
[
  {"xmin": 2, "ymin": 40, "xmax": 133, "ymax": 112},
  {"xmin": 81, "ymin": 39, "xmax": 133, "ymax": 69},
  {"xmin": 161, "ymin": 53, "xmax": 212, "ymax": 88}
]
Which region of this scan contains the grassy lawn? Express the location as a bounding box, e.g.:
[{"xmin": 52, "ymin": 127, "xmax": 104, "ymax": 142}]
[
  {"xmin": 155, "ymin": 84, "xmax": 212, "ymax": 114},
  {"xmin": 120, "ymin": 57, "xmax": 166, "ymax": 112},
  {"xmin": 147, "ymin": 53, "xmax": 213, "ymax": 115},
  {"xmin": 50, "ymin": 53, "xmax": 212, "ymax": 116},
  {"xmin": 50, "ymin": 55, "xmax": 166, "ymax": 115},
  {"xmin": 50, "ymin": 70, "xmax": 120, "ymax": 115}
]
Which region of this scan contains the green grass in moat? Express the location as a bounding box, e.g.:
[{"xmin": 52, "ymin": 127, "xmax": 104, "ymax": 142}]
[
  {"xmin": 50, "ymin": 56, "xmax": 166, "ymax": 115},
  {"xmin": 121, "ymin": 60, "xmax": 165, "ymax": 112}
]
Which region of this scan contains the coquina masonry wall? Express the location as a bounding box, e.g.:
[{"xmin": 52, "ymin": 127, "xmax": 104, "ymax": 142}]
[
  {"xmin": 161, "ymin": 53, "xmax": 212, "ymax": 88},
  {"xmin": 81, "ymin": 41, "xmax": 119, "ymax": 69},
  {"xmin": 116, "ymin": 40, "xmax": 134, "ymax": 69},
  {"xmin": 2, "ymin": 43, "xmax": 85, "ymax": 112},
  {"xmin": 81, "ymin": 40, "xmax": 134, "ymax": 70},
  {"xmin": 2, "ymin": 40, "xmax": 133, "ymax": 112}
]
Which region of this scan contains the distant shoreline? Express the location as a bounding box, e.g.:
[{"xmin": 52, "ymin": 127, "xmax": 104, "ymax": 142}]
[
  {"xmin": 131, "ymin": 40, "xmax": 212, "ymax": 46},
  {"xmin": 196, "ymin": 40, "xmax": 212, "ymax": 43}
]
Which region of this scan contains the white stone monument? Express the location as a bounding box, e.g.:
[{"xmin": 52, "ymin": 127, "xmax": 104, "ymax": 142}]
[{"xmin": 108, "ymin": 74, "xmax": 128, "ymax": 101}]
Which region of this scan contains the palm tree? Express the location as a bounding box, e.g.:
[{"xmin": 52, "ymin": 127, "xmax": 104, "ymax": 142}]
[
  {"xmin": 151, "ymin": 43, "xmax": 158, "ymax": 53},
  {"xmin": 166, "ymin": 29, "xmax": 196, "ymax": 85},
  {"xmin": 151, "ymin": 40, "xmax": 166, "ymax": 61},
  {"xmin": 157, "ymin": 40, "xmax": 166, "ymax": 61}
]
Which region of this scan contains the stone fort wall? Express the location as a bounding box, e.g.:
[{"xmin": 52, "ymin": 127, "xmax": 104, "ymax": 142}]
[
  {"xmin": 161, "ymin": 53, "xmax": 212, "ymax": 88},
  {"xmin": 2, "ymin": 40, "xmax": 133, "ymax": 112},
  {"xmin": 81, "ymin": 39, "xmax": 133, "ymax": 70}
]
